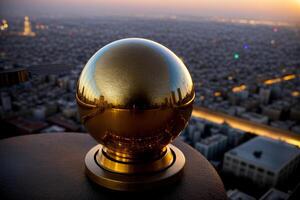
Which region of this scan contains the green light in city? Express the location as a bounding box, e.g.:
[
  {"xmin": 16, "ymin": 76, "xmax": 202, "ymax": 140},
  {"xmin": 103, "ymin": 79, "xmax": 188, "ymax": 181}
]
[{"xmin": 234, "ymin": 53, "xmax": 239, "ymax": 59}]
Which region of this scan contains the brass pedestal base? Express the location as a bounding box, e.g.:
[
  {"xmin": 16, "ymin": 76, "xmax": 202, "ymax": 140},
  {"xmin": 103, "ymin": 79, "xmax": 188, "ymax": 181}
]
[{"xmin": 85, "ymin": 144, "xmax": 185, "ymax": 191}]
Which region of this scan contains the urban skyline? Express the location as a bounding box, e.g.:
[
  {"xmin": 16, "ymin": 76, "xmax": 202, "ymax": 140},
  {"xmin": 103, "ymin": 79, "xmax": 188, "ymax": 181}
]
[{"xmin": 0, "ymin": 15, "xmax": 299, "ymax": 199}]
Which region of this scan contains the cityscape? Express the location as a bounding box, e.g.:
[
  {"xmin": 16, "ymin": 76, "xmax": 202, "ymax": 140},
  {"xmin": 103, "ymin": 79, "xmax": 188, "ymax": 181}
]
[{"xmin": 0, "ymin": 14, "xmax": 300, "ymax": 199}]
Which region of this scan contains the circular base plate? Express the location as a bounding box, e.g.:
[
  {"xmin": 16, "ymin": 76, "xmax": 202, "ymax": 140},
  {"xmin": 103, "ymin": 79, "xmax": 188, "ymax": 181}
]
[{"xmin": 85, "ymin": 144, "xmax": 185, "ymax": 191}]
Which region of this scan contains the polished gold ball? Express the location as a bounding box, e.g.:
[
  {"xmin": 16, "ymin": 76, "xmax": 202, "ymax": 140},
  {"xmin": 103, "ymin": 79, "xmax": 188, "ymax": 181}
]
[{"xmin": 76, "ymin": 38, "xmax": 194, "ymax": 163}]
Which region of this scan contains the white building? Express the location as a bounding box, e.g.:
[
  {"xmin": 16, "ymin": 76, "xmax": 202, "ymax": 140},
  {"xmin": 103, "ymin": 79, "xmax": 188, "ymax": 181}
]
[
  {"xmin": 227, "ymin": 189, "xmax": 256, "ymax": 200},
  {"xmin": 223, "ymin": 137, "xmax": 300, "ymax": 187},
  {"xmin": 259, "ymin": 188, "xmax": 289, "ymax": 200},
  {"xmin": 195, "ymin": 134, "xmax": 227, "ymax": 160}
]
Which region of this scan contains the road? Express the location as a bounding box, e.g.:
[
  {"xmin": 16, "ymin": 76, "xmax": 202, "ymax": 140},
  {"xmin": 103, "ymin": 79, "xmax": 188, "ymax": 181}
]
[{"xmin": 192, "ymin": 106, "xmax": 300, "ymax": 147}]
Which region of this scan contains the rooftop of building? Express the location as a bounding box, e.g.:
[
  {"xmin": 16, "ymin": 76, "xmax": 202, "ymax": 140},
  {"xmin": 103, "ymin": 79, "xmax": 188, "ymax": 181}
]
[
  {"xmin": 259, "ymin": 188, "xmax": 289, "ymax": 200},
  {"xmin": 227, "ymin": 189, "xmax": 255, "ymax": 200},
  {"xmin": 0, "ymin": 67, "xmax": 27, "ymax": 74},
  {"xmin": 242, "ymin": 112, "xmax": 268, "ymax": 120},
  {"xmin": 228, "ymin": 136, "xmax": 300, "ymax": 172}
]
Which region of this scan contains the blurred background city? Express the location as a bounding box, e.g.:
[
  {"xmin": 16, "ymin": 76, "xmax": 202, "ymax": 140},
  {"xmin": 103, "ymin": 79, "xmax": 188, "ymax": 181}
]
[{"xmin": 1, "ymin": 0, "xmax": 300, "ymax": 199}]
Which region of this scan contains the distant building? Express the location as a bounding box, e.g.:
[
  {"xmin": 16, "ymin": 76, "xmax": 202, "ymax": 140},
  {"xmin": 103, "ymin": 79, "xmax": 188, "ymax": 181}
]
[
  {"xmin": 182, "ymin": 117, "xmax": 207, "ymax": 143},
  {"xmin": 227, "ymin": 189, "xmax": 255, "ymax": 200},
  {"xmin": 262, "ymin": 105, "xmax": 282, "ymax": 121},
  {"xmin": 47, "ymin": 114, "xmax": 80, "ymax": 131},
  {"xmin": 181, "ymin": 122, "xmax": 202, "ymax": 145},
  {"xmin": 226, "ymin": 128, "xmax": 246, "ymax": 147},
  {"xmin": 1, "ymin": 93, "xmax": 12, "ymax": 111},
  {"xmin": 232, "ymin": 106, "xmax": 246, "ymax": 116},
  {"xmin": 240, "ymin": 97, "xmax": 260, "ymax": 111},
  {"xmin": 259, "ymin": 188, "xmax": 289, "ymax": 200},
  {"xmin": 236, "ymin": 90, "xmax": 249, "ymax": 100},
  {"xmin": 62, "ymin": 107, "xmax": 77, "ymax": 118},
  {"xmin": 22, "ymin": 16, "xmax": 35, "ymax": 36},
  {"xmin": 190, "ymin": 127, "xmax": 202, "ymax": 145},
  {"xmin": 223, "ymin": 137, "xmax": 300, "ymax": 187},
  {"xmin": 259, "ymin": 88, "xmax": 271, "ymax": 104},
  {"xmin": 45, "ymin": 102, "xmax": 58, "ymax": 116},
  {"xmin": 5, "ymin": 116, "xmax": 48, "ymax": 135},
  {"xmin": 241, "ymin": 112, "xmax": 269, "ymax": 124},
  {"xmin": 32, "ymin": 106, "xmax": 46, "ymax": 120},
  {"xmin": 291, "ymin": 125, "xmax": 300, "ymax": 134},
  {"xmin": 270, "ymin": 120, "xmax": 293, "ymax": 130},
  {"xmin": 195, "ymin": 134, "xmax": 227, "ymax": 160},
  {"xmin": 0, "ymin": 68, "xmax": 29, "ymax": 86},
  {"xmin": 262, "ymin": 101, "xmax": 290, "ymax": 121},
  {"xmin": 290, "ymin": 105, "xmax": 300, "ymax": 122},
  {"xmin": 68, "ymin": 79, "xmax": 76, "ymax": 92},
  {"xmin": 228, "ymin": 93, "xmax": 240, "ymax": 105}
]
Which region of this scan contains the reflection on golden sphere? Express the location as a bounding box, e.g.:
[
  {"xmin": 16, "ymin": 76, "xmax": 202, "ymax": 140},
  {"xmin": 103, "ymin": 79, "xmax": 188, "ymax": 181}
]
[{"xmin": 76, "ymin": 38, "xmax": 194, "ymax": 171}]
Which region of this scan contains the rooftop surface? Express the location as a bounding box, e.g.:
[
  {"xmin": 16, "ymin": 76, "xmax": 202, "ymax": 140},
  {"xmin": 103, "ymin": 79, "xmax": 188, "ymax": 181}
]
[{"xmin": 228, "ymin": 136, "xmax": 300, "ymax": 172}]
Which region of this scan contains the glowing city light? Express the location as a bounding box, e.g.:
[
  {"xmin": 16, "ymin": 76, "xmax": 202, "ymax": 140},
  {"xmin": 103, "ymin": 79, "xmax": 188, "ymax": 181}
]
[
  {"xmin": 22, "ymin": 16, "xmax": 36, "ymax": 37},
  {"xmin": 214, "ymin": 91, "xmax": 222, "ymax": 97},
  {"xmin": 291, "ymin": 91, "xmax": 300, "ymax": 97},
  {"xmin": 264, "ymin": 78, "xmax": 281, "ymax": 85},
  {"xmin": 282, "ymin": 74, "xmax": 296, "ymax": 81},
  {"xmin": 271, "ymin": 40, "xmax": 276, "ymax": 45},
  {"xmin": 36, "ymin": 24, "xmax": 48, "ymax": 30},
  {"xmin": 273, "ymin": 27, "xmax": 278, "ymax": 32},
  {"xmin": 263, "ymin": 74, "xmax": 297, "ymax": 85},
  {"xmin": 243, "ymin": 44, "xmax": 249, "ymax": 49},
  {"xmin": 234, "ymin": 53, "xmax": 239, "ymax": 59},
  {"xmin": 232, "ymin": 84, "xmax": 246, "ymax": 93},
  {"xmin": 0, "ymin": 19, "xmax": 8, "ymax": 31}
]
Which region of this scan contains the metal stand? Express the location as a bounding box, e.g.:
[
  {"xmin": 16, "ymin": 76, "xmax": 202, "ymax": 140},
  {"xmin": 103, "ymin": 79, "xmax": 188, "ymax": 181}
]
[{"xmin": 85, "ymin": 144, "xmax": 185, "ymax": 191}]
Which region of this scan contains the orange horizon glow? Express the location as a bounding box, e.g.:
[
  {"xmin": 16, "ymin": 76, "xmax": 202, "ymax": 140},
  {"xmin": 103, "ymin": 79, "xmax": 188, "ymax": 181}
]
[{"xmin": 2, "ymin": 0, "xmax": 300, "ymax": 20}]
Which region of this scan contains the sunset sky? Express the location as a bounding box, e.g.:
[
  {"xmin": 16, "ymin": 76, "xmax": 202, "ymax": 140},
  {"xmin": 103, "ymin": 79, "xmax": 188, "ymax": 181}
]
[{"xmin": 1, "ymin": 0, "xmax": 300, "ymax": 20}]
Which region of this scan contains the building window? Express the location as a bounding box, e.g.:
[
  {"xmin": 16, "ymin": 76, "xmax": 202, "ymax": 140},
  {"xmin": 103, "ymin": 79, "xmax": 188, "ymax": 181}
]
[
  {"xmin": 258, "ymin": 168, "xmax": 264, "ymax": 173},
  {"xmin": 267, "ymin": 171, "xmax": 274, "ymax": 176}
]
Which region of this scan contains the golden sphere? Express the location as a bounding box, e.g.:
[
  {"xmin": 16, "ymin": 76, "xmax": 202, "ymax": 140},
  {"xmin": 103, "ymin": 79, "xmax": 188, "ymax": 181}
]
[{"xmin": 76, "ymin": 38, "xmax": 194, "ymax": 163}]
